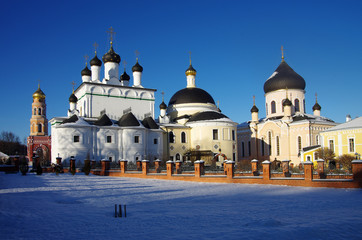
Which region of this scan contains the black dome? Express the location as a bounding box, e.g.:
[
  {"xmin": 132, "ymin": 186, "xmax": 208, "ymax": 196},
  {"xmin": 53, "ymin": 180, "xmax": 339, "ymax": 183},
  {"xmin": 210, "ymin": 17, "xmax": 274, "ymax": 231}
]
[
  {"xmin": 250, "ymin": 105, "xmax": 259, "ymax": 113},
  {"xmin": 102, "ymin": 46, "xmax": 121, "ymax": 63},
  {"xmin": 313, "ymin": 102, "xmax": 321, "ymax": 111},
  {"xmin": 264, "ymin": 61, "xmax": 306, "ymax": 93},
  {"xmin": 69, "ymin": 93, "xmax": 78, "ymax": 103},
  {"xmin": 132, "ymin": 61, "xmax": 143, "ymax": 72},
  {"xmin": 90, "ymin": 55, "xmax": 102, "ymax": 66},
  {"xmin": 169, "ymin": 88, "xmax": 215, "ymax": 105},
  {"xmin": 188, "ymin": 111, "xmax": 229, "ymax": 122},
  {"xmin": 120, "ymin": 71, "xmax": 130, "ymax": 81},
  {"xmin": 159, "ymin": 101, "xmax": 167, "ymax": 109},
  {"xmin": 283, "ymin": 98, "xmax": 292, "ymax": 106},
  {"xmin": 81, "ymin": 66, "xmax": 91, "ymax": 76}
]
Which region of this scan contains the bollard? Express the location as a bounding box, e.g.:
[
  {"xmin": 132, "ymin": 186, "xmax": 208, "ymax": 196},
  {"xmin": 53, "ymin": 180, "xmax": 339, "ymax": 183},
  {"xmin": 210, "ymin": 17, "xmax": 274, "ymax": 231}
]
[{"xmin": 119, "ymin": 205, "xmax": 122, "ymax": 218}]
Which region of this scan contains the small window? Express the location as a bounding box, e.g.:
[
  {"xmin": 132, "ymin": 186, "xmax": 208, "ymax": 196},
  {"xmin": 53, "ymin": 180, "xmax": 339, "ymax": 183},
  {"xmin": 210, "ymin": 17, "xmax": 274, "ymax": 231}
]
[
  {"xmin": 213, "ymin": 129, "xmax": 218, "ymax": 140},
  {"xmin": 169, "ymin": 131, "xmax": 175, "ymax": 143},
  {"xmin": 232, "ymin": 130, "xmax": 235, "ymax": 141},
  {"xmin": 261, "ymin": 138, "xmax": 265, "ymax": 156},
  {"xmin": 241, "ymin": 142, "xmax": 245, "ymax": 158},
  {"xmin": 34, "ymin": 108, "xmax": 37, "ymax": 115},
  {"xmin": 181, "ymin": 132, "xmax": 186, "ymax": 143},
  {"xmin": 176, "ymin": 154, "xmax": 180, "ymax": 161},
  {"xmin": 38, "ymin": 108, "xmax": 42, "ymax": 115},
  {"xmin": 268, "ymin": 132, "xmax": 272, "ymax": 156},
  {"xmin": 307, "ymin": 156, "xmax": 311, "ymax": 161},
  {"xmin": 134, "ymin": 136, "xmax": 139, "ymax": 143},
  {"xmin": 298, "ymin": 136, "xmax": 302, "ymax": 154},
  {"xmin": 349, "ymin": 138, "xmax": 355, "ymax": 152},
  {"xmin": 271, "ymin": 101, "xmax": 276, "ymax": 114},
  {"xmin": 154, "ymin": 138, "xmax": 158, "ymax": 144},
  {"xmin": 276, "ymin": 136, "xmax": 280, "ymax": 156},
  {"xmin": 109, "ymin": 157, "xmax": 112, "ymax": 161},
  {"xmin": 316, "ymin": 135, "xmax": 319, "ymax": 145},
  {"xmin": 248, "ymin": 141, "xmax": 251, "ymax": 157},
  {"xmin": 38, "ymin": 124, "xmax": 42, "ymax": 133},
  {"xmin": 329, "ymin": 139, "xmax": 334, "ymax": 151},
  {"xmin": 106, "ymin": 136, "xmax": 112, "ymax": 143},
  {"xmin": 74, "ymin": 136, "xmax": 80, "ymax": 143},
  {"xmin": 266, "ymin": 103, "xmax": 268, "ymax": 115},
  {"xmin": 294, "ymin": 99, "xmax": 300, "ymax": 112}
]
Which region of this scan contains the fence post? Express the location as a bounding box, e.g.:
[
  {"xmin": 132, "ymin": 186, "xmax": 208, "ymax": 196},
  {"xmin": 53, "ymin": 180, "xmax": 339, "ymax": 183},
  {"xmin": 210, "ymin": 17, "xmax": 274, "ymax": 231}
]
[
  {"xmin": 70, "ymin": 157, "xmax": 76, "ymax": 172},
  {"xmin": 352, "ymin": 160, "xmax": 362, "ymax": 180},
  {"xmin": 282, "ymin": 160, "xmax": 291, "ymax": 177},
  {"xmin": 91, "ymin": 160, "xmax": 96, "ymax": 169},
  {"xmin": 251, "ymin": 159, "xmax": 259, "ymax": 176},
  {"xmin": 154, "ymin": 159, "xmax": 161, "ymax": 173},
  {"xmin": 101, "ymin": 159, "xmax": 110, "ymax": 176},
  {"xmin": 226, "ymin": 161, "xmax": 235, "ymax": 179},
  {"xmin": 120, "ymin": 160, "xmax": 127, "ymax": 173},
  {"xmin": 304, "ymin": 161, "xmax": 313, "ymax": 181},
  {"xmin": 136, "ymin": 160, "xmax": 142, "ymax": 171},
  {"xmin": 223, "ymin": 160, "xmax": 228, "ymax": 175},
  {"xmin": 56, "ymin": 156, "xmax": 62, "ymax": 165},
  {"xmin": 194, "ymin": 160, "xmax": 204, "ymax": 178},
  {"xmin": 262, "ymin": 160, "xmax": 271, "ymax": 180},
  {"xmin": 166, "ymin": 160, "xmax": 174, "ymax": 177},
  {"xmin": 142, "ymin": 160, "xmax": 149, "ymax": 175},
  {"xmin": 175, "ymin": 160, "xmax": 182, "ymax": 174}
]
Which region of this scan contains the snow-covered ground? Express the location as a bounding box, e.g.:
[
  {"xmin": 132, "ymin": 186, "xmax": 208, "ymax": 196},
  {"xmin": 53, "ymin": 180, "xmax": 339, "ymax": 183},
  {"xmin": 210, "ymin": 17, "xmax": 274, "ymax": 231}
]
[{"xmin": 1, "ymin": 173, "xmax": 362, "ymax": 240}]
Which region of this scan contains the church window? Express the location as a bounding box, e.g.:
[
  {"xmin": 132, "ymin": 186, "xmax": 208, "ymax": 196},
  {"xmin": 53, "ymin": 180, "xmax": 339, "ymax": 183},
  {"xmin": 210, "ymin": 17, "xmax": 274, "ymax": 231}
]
[
  {"xmin": 38, "ymin": 108, "xmax": 42, "ymax": 115},
  {"xmin": 271, "ymin": 101, "xmax": 276, "ymax": 114},
  {"xmin": 303, "ymin": 99, "xmax": 306, "ymax": 113},
  {"xmin": 37, "ymin": 124, "xmax": 42, "ymax": 133},
  {"xmin": 261, "ymin": 138, "xmax": 265, "ymax": 156},
  {"xmin": 176, "ymin": 154, "xmax": 181, "ymax": 161},
  {"xmin": 169, "ymin": 131, "xmax": 175, "ymax": 143},
  {"xmin": 349, "ymin": 138, "xmax": 355, "ymax": 152},
  {"xmin": 33, "ymin": 108, "xmax": 37, "ymax": 115},
  {"xmin": 268, "ymin": 132, "xmax": 272, "ymax": 156},
  {"xmin": 181, "ymin": 132, "xmax": 186, "ymax": 143},
  {"xmin": 213, "ymin": 129, "xmax": 218, "ymax": 140},
  {"xmin": 233, "ymin": 153, "xmax": 236, "ymax": 161},
  {"xmin": 241, "ymin": 142, "xmax": 245, "ymax": 157},
  {"xmin": 307, "ymin": 156, "xmax": 311, "ymax": 161},
  {"xmin": 298, "ymin": 136, "xmax": 302, "ymax": 154},
  {"xmin": 329, "ymin": 139, "xmax": 334, "ymax": 152},
  {"xmin": 232, "ymin": 130, "xmax": 235, "ymax": 141},
  {"xmin": 316, "ymin": 135, "xmax": 319, "ymax": 145},
  {"xmin": 73, "ymin": 136, "xmax": 80, "ymax": 143},
  {"xmin": 294, "ymin": 99, "xmax": 300, "ymax": 112},
  {"xmin": 154, "ymin": 138, "xmax": 158, "ymax": 144},
  {"xmin": 314, "ymin": 152, "xmax": 318, "ymax": 160},
  {"xmin": 248, "ymin": 141, "xmax": 251, "ymax": 156},
  {"xmin": 106, "ymin": 136, "xmax": 112, "ymax": 143},
  {"xmin": 266, "ymin": 103, "xmax": 268, "ymax": 115},
  {"xmin": 134, "ymin": 136, "xmax": 140, "ymax": 143},
  {"xmin": 276, "ymin": 136, "xmax": 280, "ymax": 156}
]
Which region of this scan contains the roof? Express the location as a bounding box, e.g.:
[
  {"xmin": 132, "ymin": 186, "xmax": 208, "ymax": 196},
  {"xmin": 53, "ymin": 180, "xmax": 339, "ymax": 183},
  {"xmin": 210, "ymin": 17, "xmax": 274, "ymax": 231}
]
[
  {"xmin": 302, "ymin": 145, "xmax": 321, "ymax": 152},
  {"xmin": 263, "ymin": 60, "xmax": 306, "ymax": 94},
  {"xmin": 187, "ymin": 111, "xmax": 231, "ymax": 122},
  {"xmin": 94, "ymin": 114, "xmax": 113, "ymax": 126},
  {"xmin": 169, "ymin": 87, "xmax": 215, "ymax": 105},
  {"xmin": 118, "ymin": 112, "xmax": 140, "ymax": 127},
  {"xmin": 322, "ymin": 116, "xmax": 362, "ymax": 132},
  {"xmin": 142, "ymin": 117, "xmax": 159, "ymax": 129},
  {"xmin": 61, "ymin": 115, "xmax": 78, "ymax": 124}
]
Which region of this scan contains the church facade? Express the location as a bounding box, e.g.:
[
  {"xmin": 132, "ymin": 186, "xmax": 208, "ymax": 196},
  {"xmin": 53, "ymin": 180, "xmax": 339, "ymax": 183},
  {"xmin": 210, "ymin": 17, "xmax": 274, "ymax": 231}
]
[{"xmin": 237, "ymin": 55, "xmax": 337, "ymax": 165}]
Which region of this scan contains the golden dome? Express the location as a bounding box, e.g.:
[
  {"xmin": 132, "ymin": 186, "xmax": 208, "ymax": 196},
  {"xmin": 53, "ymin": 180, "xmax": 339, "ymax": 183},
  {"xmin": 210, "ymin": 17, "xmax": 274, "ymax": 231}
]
[
  {"xmin": 33, "ymin": 86, "xmax": 46, "ymax": 100},
  {"xmin": 185, "ymin": 64, "xmax": 197, "ymax": 76}
]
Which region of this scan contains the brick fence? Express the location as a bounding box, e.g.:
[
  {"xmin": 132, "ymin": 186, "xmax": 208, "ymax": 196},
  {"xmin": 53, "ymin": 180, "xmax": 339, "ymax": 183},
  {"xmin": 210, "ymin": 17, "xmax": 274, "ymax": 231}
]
[{"xmin": 90, "ymin": 159, "xmax": 362, "ymax": 188}]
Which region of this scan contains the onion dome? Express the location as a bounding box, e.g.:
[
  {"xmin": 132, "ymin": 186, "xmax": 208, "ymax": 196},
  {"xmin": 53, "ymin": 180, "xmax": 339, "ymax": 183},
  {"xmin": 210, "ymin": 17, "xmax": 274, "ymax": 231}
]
[
  {"xmin": 69, "ymin": 92, "xmax": 78, "ymax": 103},
  {"xmin": 159, "ymin": 101, "xmax": 167, "ymax": 109},
  {"xmin": 185, "ymin": 64, "xmax": 197, "ymax": 76},
  {"xmin": 33, "ymin": 86, "xmax": 46, "ymax": 100},
  {"xmin": 169, "ymin": 88, "xmax": 215, "ymax": 105},
  {"xmin": 102, "ymin": 46, "xmax": 121, "ymax": 64},
  {"xmin": 120, "ymin": 70, "xmax": 130, "ymax": 81},
  {"xmin": 90, "ymin": 54, "xmax": 102, "ymax": 66},
  {"xmin": 313, "ymin": 102, "xmax": 321, "ymax": 111},
  {"xmin": 283, "ymin": 98, "xmax": 292, "ymax": 106},
  {"xmin": 81, "ymin": 65, "xmax": 91, "ymax": 76},
  {"xmin": 250, "ymin": 105, "xmax": 259, "ymax": 113},
  {"xmin": 132, "ymin": 60, "xmax": 143, "ymax": 72},
  {"xmin": 264, "ymin": 60, "xmax": 306, "ymax": 94}
]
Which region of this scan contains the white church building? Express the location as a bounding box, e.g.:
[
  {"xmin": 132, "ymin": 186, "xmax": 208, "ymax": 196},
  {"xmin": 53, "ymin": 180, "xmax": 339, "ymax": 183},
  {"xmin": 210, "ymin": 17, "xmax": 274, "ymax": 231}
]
[{"xmin": 50, "ymin": 39, "xmax": 164, "ymax": 164}]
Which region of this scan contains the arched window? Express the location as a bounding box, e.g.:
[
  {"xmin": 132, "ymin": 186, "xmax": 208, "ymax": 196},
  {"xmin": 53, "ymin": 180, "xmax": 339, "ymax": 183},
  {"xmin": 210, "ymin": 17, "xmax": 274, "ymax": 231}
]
[
  {"xmin": 181, "ymin": 132, "xmax": 186, "ymax": 143},
  {"xmin": 169, "ymin": 131, "xmax": 175, "ymax": 143},
  {"xmin": 33, "ymin": 108, "xmax": 37, "ymax": 115},
  {"xmin": 261, "ymin": 138, "xmax": 265, "ymax": 156},
  {"xmin": 298, "ymin": 136, "xmax": 302, "ymax": 154},
  {"xmin": 303, "ymin": 99, "xmax": 306, "ymax": 113},
  {"xmin": 271, "ymin": 101, "xmax": 276, "ymax": 114},
  {"xmin": 175, "ymin": 153, "xmax": 181, "ymax": 161},
  {"xmin": 276, "ymin": 136, "xmax": 280, "ymax": 156},
  {"xmin": 294, "ymin": 99, "xmax": 300, "ymax": 112},
  {"xmin": 38, "ymin": 124, "xmax": 42, "ymax": 133},
  {"xmin": 241, "ymin": 142, "xmax": 245, "ymax": 157},
  {"xmin": 38, "ymin": 108, "xmax": 42, "ymax": 115},
  {"xmin": 282, "ymin": 99, "xmax": 287, "ymax": 112},
  {"xmin": 266, "ymin": 103, "xmax": 268, "ymax": 115},
  {"xmin": 248, "ymin": 141, "xmax": 251, "ymax": 156},
  {"xmin": 316, "ymin": 135, "xmax": 319, "ymax": 145},
  {"xmin": 268, "ymin": 132, "xmax": 272, "ymax": 156}
]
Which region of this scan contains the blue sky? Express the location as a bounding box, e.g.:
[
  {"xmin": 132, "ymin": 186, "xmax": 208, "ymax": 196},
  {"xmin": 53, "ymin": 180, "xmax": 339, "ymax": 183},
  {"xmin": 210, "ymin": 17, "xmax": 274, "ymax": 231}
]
[{"xmin": 1, "ymin": 0, "xmax": 361, "ymax": 142}]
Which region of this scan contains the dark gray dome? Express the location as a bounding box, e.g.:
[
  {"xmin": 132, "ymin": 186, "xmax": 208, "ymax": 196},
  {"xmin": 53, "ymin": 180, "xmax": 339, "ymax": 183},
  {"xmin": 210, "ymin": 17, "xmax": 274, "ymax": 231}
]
[
  {"xmin": 120, "ymin": 71, "xmax": 130, "ymax": 81},
  {"xmin": 69, "ymin": 93, "xmax": 78, "ymax": 103},
  {"xmin": 264, "ymin": 61, "xmax": 306, "ymax": 94},
  {"xmin": 283, "ymin": 98, "xmax": 292, "ymax": 106},
  {"xmin": 159, "ymin": 101, "xmax": 167, "ymax": 109},
  {"xmin": 81, "ymin": 66, "xmax": 91, "ymax": 76},
  {"xmin": 90, "ymin": 55, "xmax": 102, "ymax": 66},
  {"xmin": 102, "ymin": 46, "xmax": 121, "ymax": 63},
  {"xmin": 188, "ymin": 111, "xmax": 229, "ymax": 122},
  {"xmin": 250, "ymin": 105, "xmax": 259, "ymax": 113},
  {"xmin": 313, "ymin": 102, "xmax": 321, "ymax": 111},
  {"xmin": 132, "ymin": 61, "xmax": 143, "ymax": 72},
  {"xmin": 168, "ymin": 88, "xmax": 215, "ymax": 105}
]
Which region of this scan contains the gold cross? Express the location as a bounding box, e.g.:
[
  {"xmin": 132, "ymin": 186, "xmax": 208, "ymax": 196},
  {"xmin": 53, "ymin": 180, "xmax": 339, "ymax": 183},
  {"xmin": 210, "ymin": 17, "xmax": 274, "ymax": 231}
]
[
  {"xmin": 123, "ymin": 60, "xmax": 127, "ymax": 69},
  {"xmin": 253, "ymin": 95, "xmax": 255, "ymax": 105},
  {"xmin": 106, "ymin": 27, "xmax": 116, "ymax": 45},
  {"xmin": 315, "ymin": 93, "xmax": 318, "ymax": 102},
  {"xmin": 281, "ymin": 45, "xmax": 285, "ymax": 60},
  {"xmin": 135, "ymin": 50, "xmax": 140, "ymax": 61},
  {"xmin": 71, "ymin": 81, "xmax": 76, "ymax": 92},
  {"xmin": 84, "ymin": 55, "xmax": 89, "ymax": 65},
  {"xmin": 217, "ymin": 100, "xmax": 220, "ymax": 109},
  {"xmin": 38, "ymin": 79, "xmax": 41, "ymax": 88},
  {"xmin": 189, "ymin": 51, "xmax": 192, "ymax": 65},
  {"xmin": 161, "ymin": 91, "xmax": 165, "ymax": 101},
  {"xmin": 93, "ymin": 42, "xmax": 99, "ymax": 54}
]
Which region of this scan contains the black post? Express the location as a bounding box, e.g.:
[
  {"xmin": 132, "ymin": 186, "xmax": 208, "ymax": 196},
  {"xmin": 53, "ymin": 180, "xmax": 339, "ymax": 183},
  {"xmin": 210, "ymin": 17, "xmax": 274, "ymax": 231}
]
[
  {"xmin": 119, "ymin": 204, "xmax": 122, "ymax": 218},
  {"xmin": 115, "ymin": 204, "xmax": 117, "ymax": 218},
  {"xmin": 124, "ymin": 205, "xmax": 127, "ymax": 218}
]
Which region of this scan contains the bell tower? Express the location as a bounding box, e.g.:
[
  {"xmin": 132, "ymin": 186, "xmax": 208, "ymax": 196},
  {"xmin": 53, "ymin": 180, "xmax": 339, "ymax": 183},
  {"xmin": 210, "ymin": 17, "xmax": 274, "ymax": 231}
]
[{"xmin": 30, "ymin": 83, "xmax": 48, "ymax": 136}]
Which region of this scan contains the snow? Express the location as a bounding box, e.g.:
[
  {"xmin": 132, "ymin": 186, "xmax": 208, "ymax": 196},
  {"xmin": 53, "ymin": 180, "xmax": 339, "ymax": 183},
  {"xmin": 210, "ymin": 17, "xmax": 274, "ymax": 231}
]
[
  {"xmin": 267, "ymin": 71, "xmax": 278, "ymax": 80},
  {"xmin": 1, "ymin": 173, "xmax": 362, "ymax": 240}
]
